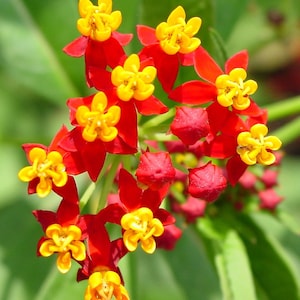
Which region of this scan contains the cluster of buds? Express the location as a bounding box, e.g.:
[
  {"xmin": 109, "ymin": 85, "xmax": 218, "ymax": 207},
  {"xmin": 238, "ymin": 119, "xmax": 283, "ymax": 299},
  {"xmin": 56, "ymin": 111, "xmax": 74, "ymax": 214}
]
[{"xmin": 18, "ymin": 0, "xmax": 283, "ymax": 299}]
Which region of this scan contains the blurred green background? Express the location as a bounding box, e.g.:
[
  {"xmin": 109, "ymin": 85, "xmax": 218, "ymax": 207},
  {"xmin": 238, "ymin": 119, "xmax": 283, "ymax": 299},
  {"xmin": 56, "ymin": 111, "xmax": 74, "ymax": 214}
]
[{"xmin": 1, "ymin": 0, "xmax": 300, "ymax": 299}]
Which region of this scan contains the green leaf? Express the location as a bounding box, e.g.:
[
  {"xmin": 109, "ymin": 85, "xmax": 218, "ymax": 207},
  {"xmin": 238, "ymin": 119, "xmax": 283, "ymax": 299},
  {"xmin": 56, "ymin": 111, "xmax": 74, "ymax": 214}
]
[
  {"xmin": 197, "ymin": 217, "xmax": 257, "ymax": 300},
  {"xmin": 236, "ymin": 213, "xmax": 300, "ymax": 300},
  {"xmin": 213, "ymin": 0, "xmax": 249, "ymax": 42},
  {"xmin": 161, "ymin": 225, "xmax": 222, "ymax": 300},
  {"xmin": 0, "ymin": 0, "xmax": 81, "ymax": 104}
]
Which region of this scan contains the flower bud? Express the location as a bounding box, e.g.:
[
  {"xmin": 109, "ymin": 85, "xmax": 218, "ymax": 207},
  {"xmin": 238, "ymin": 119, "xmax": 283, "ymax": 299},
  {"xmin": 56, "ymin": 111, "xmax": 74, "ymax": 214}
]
[
  {"xmin": 188, "ymin": 162, "xmax": 227, "ymax": 202},
  {"xmin": 170, "ymin": 107, "xmax": 209, "ymax": 145},
  {"xmin": 136, "ymin": 151, "xmax": 176, "ymax": 190}
]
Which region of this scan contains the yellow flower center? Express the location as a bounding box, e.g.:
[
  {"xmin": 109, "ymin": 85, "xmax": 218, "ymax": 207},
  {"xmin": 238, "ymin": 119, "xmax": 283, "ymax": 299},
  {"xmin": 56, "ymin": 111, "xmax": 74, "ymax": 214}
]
[
  {"xmin": 237, "ymin": 124, "xmax": 282, "ymax": 165},
  {"xmin": 18, "ymin": 148, "xmax": 67, "ymax": 197},
  {"xmin": 121, "ymin": 207, "xmax": 164, "ymax": 254},
  {"xmin": 155, "ymin": 6, "xmax": 202, "ymax": 55},
  {"xmin": 77, "ymin": 0, "xmax": 122, "ymax": 41},
  {"xmin": 39, "ymin": 224, "xmax": 86, "ymax": 274},
  {"xmin": 215, "ymin": 68, "xmax": 258, "ymax": 110},
  {"xmin": 84, "ymin": 271, "xmax": 129, "ymax": 300},
  {"xmin": 111, "ymin": 54, "xmax": 157, "ymax": 101},
  {"xmin": 76, "ymin": 92, "xmax": 121, "ymax": 142}
]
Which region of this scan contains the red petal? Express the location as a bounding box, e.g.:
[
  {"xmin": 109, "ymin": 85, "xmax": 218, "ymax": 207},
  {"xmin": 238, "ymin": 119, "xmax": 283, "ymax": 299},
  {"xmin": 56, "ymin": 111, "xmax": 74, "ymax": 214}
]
[
  {"xmin": 82, "ymin": 141, "xmax": 107, "ymax": 182},
  {"xmin": 194, "ymin": 46, "xmax": 223, "ymax": 83},
  {"xmin": 155, "ymin": 208, "xmax": 175, "ymax": 225},
  {"xmin": 136, "ymin": 25, "xmax": 157, "ymax": 46},
  {"xmin": 53, "ymin": 175, "xmax": 79, "ymax": 199},
  {"xmin": 98, "ymin": 203, "xmax": 125, "ymax": 224},
  {"xmin": 225, "ymin": 50, "xmax": 248, "ymax": 73},
  {"xmin": 235, "ymin": 99, "xmax": 266, "ymax": 117},
  {"xmin": 140, "ymin": 45, "xmax": 179, "ymax": 93},
  {"xmin": 86, "ymin": 214, "xmax": 111, "ymax": 267},
  {"xmin": 226, "ymin": 155, "xmax": 247, "ymax": 186},
  {"xmin": 32, "ymin": 210, "xmax": 56, "ymax": 232},
  {"xmin": 113, "ymin": 101, "xmax": 138, "ymax": 151},
  {"xmin": 142, "ymin": 189, "xmax": 164, "ymax": 211},
  {"xmin": 87, "ymin": 67, "xmax": 112, "ymax": 92},
  {"xmin": 134, "ymin": 95, "xmax": 168, "ymax": 115},
  {"xmin": 57, "ymin": 190, "xmax": 80, "ymax": 226},
  {"xmin": 179, "ymin": 52, "xmax": 195, "ymax": 66},
  {"xmin": 169, "ymin": 81, "xmax": 216, "ymax": 105},
  {"xmin": 49, "ymin": 125, "xmax": 69, "ymax": 151},
  {"xmin": 119, "ymin": 169, "xmax": 142, "ymax": 211},
  {"xmin": 206, "ymin": 102, "xmax": 229, "ymax": 135},
  {"xmin": 203, "ymin": 134, "xmax": 237, "ymax": 159},
  {"xmin": 63, "ymin": 36, "xmax": 88, "ymax": 57},
  {"xmin": 101, "ymin": 37, "xmax": 126, "ymax": 68},
  {"xmin": 112, "ymin": 31, "xmax": 133, "ymax": 46}
]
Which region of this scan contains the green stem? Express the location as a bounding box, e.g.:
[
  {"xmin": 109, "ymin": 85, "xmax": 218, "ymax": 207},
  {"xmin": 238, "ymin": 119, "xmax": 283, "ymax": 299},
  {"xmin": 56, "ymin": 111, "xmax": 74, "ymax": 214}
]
[
  {"xmin": 141, "ymin": 107, "xmax": 175, "ymax": 129},
  {"xmin": 264, "ymin": 96, "xmax": 300, "ymax": 122},
  {"xmin": 79, "ymin": 181, "xmax": 96, "ymax": 211},
  {"xmin": 271, "ymin": 116, "xmax": 300, "ymax": 146},
  {"xmin": 97, "ymin": 154, "xmax": 122, "ymax": 211}
]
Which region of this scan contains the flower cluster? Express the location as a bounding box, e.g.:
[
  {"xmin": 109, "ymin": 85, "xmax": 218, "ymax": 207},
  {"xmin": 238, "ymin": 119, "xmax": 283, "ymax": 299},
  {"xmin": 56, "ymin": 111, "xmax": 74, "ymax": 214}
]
[{"xmin": 18, "ymin": 1, "xmax": 283, "ymax": 299}]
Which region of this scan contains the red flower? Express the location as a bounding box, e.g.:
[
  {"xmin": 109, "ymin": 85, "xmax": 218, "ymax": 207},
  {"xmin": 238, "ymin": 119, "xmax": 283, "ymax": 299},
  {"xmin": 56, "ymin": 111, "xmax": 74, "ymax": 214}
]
[
  {"xmin": 169, "ymin": 46, "xmax": 267, "ymax": 132},
  {"xmin": 89, "ymin": 53, "xmax": 168, "ymax": 116},
  {"xmin": 77, "ymin": 213, "xmax": 127, "ymax": 283},
  {"xmin": 136, "ymin": 151, "xmax": 176, "ymax": 191},
  {"xmin": 188, "ymin": 162, "xmax": 227, "ymax": 202},
  {"xmin": 63, "ymin": 0, "xmax": 133, "ymax": 88},
  {"xmin": 18, "ymin": 126, "xmax": 83, "ymax": 198},
  {"xmin": 170, "ymin": 106, "xmax": 210, "ymax": 145},
  {"xmin": 33, "ymin": 179, "xmax": 87, "ymax": 273},
  {"xmin": 101, "ymin": 169, "xmax": 176, "ymax": 253},
  {"xmin": 137, "ymin": 6, "xmax": 202, "ymax": 92},
  {"xmin": 59, "ymin": 92, "xmax": 137, "ymax": 181}
]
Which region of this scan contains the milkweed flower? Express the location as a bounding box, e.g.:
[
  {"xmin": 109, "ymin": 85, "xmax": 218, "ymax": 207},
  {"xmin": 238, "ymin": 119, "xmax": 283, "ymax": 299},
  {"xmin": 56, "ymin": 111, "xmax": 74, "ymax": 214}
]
[
  {"xmin": 155, "ymin": 6, "xmax": 202, "ymax": 55},
  {"xmin": 88, "ymin": 53, "xmax": 168, "ymax": 116},
  {"xmin": 63, "ymin": 0, "xmax": 132, "ymax": 87},
  {"xmin": 100, "ymin": 169, "xmax": 175, "ymax": 254},
  {"xmin": 33, "ymin": 179, "xmax": 86, "ymax": 273},
  {"xmin": 169, "ymin": 46, "xmax": 266, "ymax": 134},
  {"xmin": 75, "ymin": 91, "xmax": 121, "ymax": 143},
  {"xmin": 59, "ymin": 92, "xmax": 137, "ymax": 182},
  {"xmin": 76, "ymin": 210, "xmax": 129, "ymax": 298},
  {"xmin": 77, "ymin": 0, "xmax": 122, "ymax": 42},
  {"xmin": 18, "ymin": 126, "xmax": 82, "ymax": 198},
  {"xmin": 111, "ymin": 54, "xmax": 157, "ymax": 102},
  {"xmin": 18, "ymin": 147, "xmax": 67, "ymax": 198},
  {"xmin": 137, "ymin": 6, "xmax": 202, "ymax": 92},
  {"xmin": 237, "ymin": 123, "xmax": 282, "ymax": 165},
  {"xmin": 84, "ymin": 270, "xmax": 129, "ymax": 300},
  {"xmin": 40, "ymin": 223, "xmax": 86, "ymax": 273}
]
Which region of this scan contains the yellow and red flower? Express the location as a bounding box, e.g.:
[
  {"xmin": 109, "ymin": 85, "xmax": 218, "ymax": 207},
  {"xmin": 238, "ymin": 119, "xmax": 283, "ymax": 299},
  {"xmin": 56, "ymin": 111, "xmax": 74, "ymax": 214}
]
[
  {"xmin": 137, "ymin": 6, "xmax": 202, "ymax": 92},
  {"xmin": 18, "ymin": 126, "xmax": 83, "ymax": 198},
  {"xmin": 33, "ymin": 181, "xmax": 87, "ymax": 273},
  {"xmin": 100, "ymin": 169, "xmax": 176, "ymax": 254},
  {"xmin": 59, "ymin": 92, "xmax": 137, "ymax": 181},
  {"xmin": 169, "ymin": 46, "xmax": 267, "ymax": 134},
  {"xmin": 63, "ymin": 0, "xmax": 132, "ymax": 88}
]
